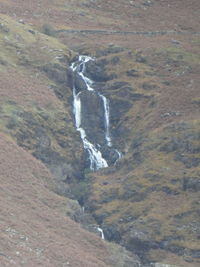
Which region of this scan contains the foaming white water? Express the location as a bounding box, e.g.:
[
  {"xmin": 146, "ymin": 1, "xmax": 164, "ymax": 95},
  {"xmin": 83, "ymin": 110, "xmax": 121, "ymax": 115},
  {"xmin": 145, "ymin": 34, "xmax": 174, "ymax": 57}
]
[
  {"xmin": 73, "ymin": 92, "xmax": 81, "ymax": 128},
  {"xmin": 114, "ymin": 149, "xmax": 122, "ymax": 165},
  {"xmin": 78, "ymin": 55, "xmax": 94, "ymax": 91},
  {"xmin": 97, "ymin": 227, "xmax": 105, "ymax": 240},
  {"xmin": 71, "ymin": 55, "xmax": 122, "ymax": 170},
  {"xmin": 78, "ymin": 56, "xmax": 112, "ymax": 147},
  {"xmin": 82, "ymin": 134, "xmax": 108, "ymax": 170},
  {"xmin": 71, "ymin": 55, "xmax": 108, "ymax": 170},
  {"xmin": 100, "ymin": 94, "xmax": 112, "ymax": 147}
]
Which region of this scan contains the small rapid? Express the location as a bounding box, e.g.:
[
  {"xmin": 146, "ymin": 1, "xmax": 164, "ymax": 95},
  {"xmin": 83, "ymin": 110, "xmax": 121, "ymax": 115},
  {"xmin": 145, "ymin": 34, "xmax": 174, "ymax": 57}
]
[{"xmin": 70, "ymin": 55, "xmax": 121, "ymax": 170}]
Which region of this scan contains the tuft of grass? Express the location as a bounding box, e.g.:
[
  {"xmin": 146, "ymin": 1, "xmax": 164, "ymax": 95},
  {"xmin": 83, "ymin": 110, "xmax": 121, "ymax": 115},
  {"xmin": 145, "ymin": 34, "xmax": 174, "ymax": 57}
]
[
  {"xmin": 0, "ymin": 14, "xmax": 72, "ymax": 70},
  {"xmin": 40, "ymin": 24, "xmax": 56, "ymax": 37},
  {"xmin": 157, "ymin": 47, "xmax": 200, "ymax": 65}
]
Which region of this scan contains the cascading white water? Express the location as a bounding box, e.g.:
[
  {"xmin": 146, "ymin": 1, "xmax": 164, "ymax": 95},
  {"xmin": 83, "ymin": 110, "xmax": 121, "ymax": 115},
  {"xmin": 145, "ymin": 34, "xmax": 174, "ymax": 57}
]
[
  {"xmin": 100, "ymin": 95, "xmax": 112, "ymax": 147},
  {"xmin": 71, "ymin": 55, "xmax": 121, "ymax": 170},
  {"xmin": 114, "ymin": 149, "xmax": 122, "ymax": 165},
  {"xmin": 97, "ymin": 227, "xmax": 105, "ymax": 240}
]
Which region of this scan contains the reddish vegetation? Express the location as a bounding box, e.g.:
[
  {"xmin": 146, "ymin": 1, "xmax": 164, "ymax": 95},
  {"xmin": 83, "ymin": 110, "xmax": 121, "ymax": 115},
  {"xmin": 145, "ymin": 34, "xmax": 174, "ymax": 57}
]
[
  {"xmin": 0, "ymin": 68, "xmax": 61, "ymax": 107},
  {"xmin": 0, "ymin": 0, "xmax": 200, "ymax": 32},
  {"xmin": 0, "ymin": 1, "xmax": 200, "ymax": 266},
  {"xmin": 0, "ymin": 132, "xmax": 118, "ymax": 267}
]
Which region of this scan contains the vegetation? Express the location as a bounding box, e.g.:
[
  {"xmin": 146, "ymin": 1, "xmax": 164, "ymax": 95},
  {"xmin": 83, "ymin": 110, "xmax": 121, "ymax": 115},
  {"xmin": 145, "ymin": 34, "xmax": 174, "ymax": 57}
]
[
  {"xmin": 40, "ymin": 23, "xmax": 56, "ymax": 37},
  {"xmin": 0, "ymin": 1, "xmax": 200, "ymax": 266}
]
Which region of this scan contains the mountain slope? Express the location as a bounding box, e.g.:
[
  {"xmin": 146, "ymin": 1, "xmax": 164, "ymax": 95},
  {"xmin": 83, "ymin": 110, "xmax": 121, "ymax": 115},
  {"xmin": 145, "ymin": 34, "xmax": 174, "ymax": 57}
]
[
  {"xmin": 0, "ymin": 14, "xmax": 140, "ymax": 267},
  {"xmin": 0, "ymin": 131, "xmax": 141, "ymax": 267},
  {"xmin": 81, "ymin": 44, "xmax": 200, "ymax": 266},
  {"xmin": 0, "ymin": 1, "xmax": 200, "ymax": 266}
]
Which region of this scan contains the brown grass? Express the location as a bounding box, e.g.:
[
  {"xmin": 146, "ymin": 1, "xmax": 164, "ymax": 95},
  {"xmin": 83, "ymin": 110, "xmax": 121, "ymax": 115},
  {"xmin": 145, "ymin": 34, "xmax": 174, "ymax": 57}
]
[
  {"xmin": 0, "ymin": 132, "xmax": 123, "ymax": 267},
  {"xmin": 0, "ymin": 1, "xmax": 200, "ymax": 266}
]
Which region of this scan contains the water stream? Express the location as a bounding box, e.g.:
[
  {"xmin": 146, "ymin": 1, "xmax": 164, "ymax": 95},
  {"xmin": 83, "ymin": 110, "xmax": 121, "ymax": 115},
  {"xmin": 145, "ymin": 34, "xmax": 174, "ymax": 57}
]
[
  {"xmin": 97, "ymin": 227, "xmax": 105, "ymax": 240},
  {"xmin": 70, "ymin": 55, "xmax": 121, "ymax": 170}
]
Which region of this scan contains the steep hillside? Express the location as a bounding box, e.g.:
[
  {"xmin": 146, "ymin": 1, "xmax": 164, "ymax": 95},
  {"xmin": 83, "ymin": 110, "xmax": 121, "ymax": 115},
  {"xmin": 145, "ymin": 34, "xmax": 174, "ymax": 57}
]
[
  {"xmin": 0, "ymin": 14, "xmax": 85, "ymax": 194},
  {"xmin": 0, "ymin": 132, "xmax": 141, "ymax": 266},
  {"xmin": 0, "ymin": 0, "xmax": 199, "ymax": 32},
  {"xmin": 82, "ymin": 46, "xmax": 200, "ymax": 266},
  {"xmin": 0, "ymin": 14, "xmax": 141, "ymax": 267},
  {"xmin": 0, "ymin": 1, "xmax": 200, "ymax": 266},
  {"xmin": 61, "ymin": 35, "xmax": 200, "ymax": 267}
]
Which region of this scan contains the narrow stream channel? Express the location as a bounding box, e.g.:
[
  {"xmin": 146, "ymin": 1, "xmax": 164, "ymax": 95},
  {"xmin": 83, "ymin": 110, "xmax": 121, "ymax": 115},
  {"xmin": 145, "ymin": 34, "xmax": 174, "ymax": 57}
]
[{"xmin": 70, "ymin": 55, "xmax": 121, "ymax": 171}]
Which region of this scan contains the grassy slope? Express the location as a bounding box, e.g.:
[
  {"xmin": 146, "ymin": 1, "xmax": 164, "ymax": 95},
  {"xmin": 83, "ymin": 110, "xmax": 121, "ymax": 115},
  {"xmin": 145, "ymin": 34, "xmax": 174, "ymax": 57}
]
[
  {"xmin": 85, "ymin": 43, "xmax": 200, "ymax": 266},
  {"xmin": 0, "ymin": 131, "xmax": 140, "ymax": 267},
  {"xmin": 0, "ymin": 15, "xmax": 141, "ymax": 267},
  {"xmin": 0, "ymin": 1, "xmax": 200, "ymax": 266},
  {"xmin": 0, "ymin": 0, "xmax": 200, "ymax": 32},
  {"xmin": 0, "ymin": 14, "xmax": 84, "ymax": 189}
]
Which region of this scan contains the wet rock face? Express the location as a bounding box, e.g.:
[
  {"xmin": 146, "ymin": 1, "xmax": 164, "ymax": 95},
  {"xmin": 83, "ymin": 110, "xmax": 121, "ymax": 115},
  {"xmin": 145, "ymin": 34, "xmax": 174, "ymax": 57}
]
[
  {"xmin": 74, "ymin": 72, "xmax": 88, "ymax": 93},
  {"xmin": 85, "ymin": 60, "xmax": 114, "ymax": 82},
  {"xmin": 70, "ymin": 56, "xmax": 123, "ymax": 168},
  {"xmin": 80, "ymin": 90, "xmax": 105, "ymax": 145},
  {"xmin": 101, "ymin": 146, "xmax": 120, "ymax": 165},
  {"xmin": 102, "ymin": 224, "xmax": 121, "ymax": 242},
  {"xmin": 78, "ymin": 89, "xmax": 125, "ymax": 165}
]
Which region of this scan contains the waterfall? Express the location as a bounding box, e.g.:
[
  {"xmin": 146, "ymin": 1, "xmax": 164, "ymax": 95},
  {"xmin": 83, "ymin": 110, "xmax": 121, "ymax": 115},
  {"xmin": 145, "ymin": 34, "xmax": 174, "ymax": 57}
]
[
  {"xmin": 100, "ymin": 95, "xmax": 112, "ymax": 147},
  {"xmin": 97, "ymin": 227, "xmax": 105, "ymax": 240},
  {"xmin": 70, "ymin": 55, "xmax": 121, "ymax": 170}
]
